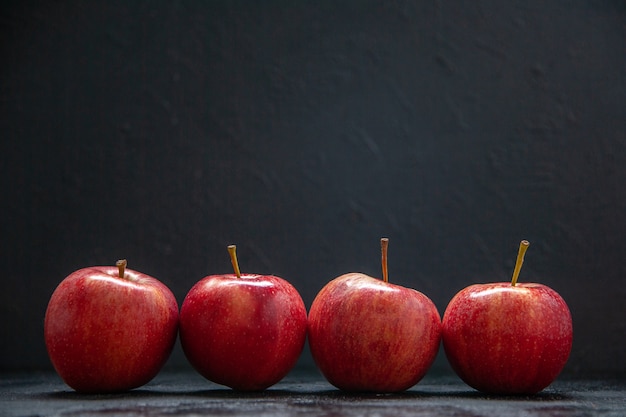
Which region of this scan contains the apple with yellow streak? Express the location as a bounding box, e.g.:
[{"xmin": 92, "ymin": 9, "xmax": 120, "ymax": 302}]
[
  {"xmin": 179, "ymin": 245, "xmax": 307, "ymax": 391},
  {"xmin": 44, "ymin": 260, "xmax": 178, "ymax": 393},
  {"xmin": 308, "ymin": 238, "xmax": 442, "ymax": 392},
  {"xmin": 442, "ymin": 240, "xmax": 573, "ymax": 394}
]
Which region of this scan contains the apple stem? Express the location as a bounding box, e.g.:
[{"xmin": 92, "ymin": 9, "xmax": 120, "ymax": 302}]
[
  {"xmin": 381, "ymin": 237, "xmax": 389, "ymax": 283},
  {"xmin": 227, "ymin": 245, "xmax": 242, "ymax": 279},
  {"xmin": 510, "ymin": 240, "xmax": 530, "ymax": 286},
  {"xmin": 116, "ymin": 259, "xmax": 127, "ymax": 279}
]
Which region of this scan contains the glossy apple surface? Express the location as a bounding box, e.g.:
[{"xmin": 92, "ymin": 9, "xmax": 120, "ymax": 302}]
[
  {"xmin": 442, "ymin": 241, "xmax": 573, "ymax": 395},
  {"xmin": 442, "ymin": 283, "xmax": 572, "ymax": 394},
  {"xmin": 179, "ymin": 268, "xmax": 307, "ymax": 391},
  {"xmin": 308, "ymin": 272, "xmax": 442, "ymax": 392},
  {"xmin": 44, "ymin": 261, "xmax": 179, "ymax": 393}
]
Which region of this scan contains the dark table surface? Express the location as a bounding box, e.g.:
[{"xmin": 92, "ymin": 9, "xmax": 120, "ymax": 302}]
[{"xmin": 1, "ymin": 370, "xmax": 624, "ymax": 417}]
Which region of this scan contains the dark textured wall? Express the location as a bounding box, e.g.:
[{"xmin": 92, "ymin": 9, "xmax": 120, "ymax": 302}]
[{"xmin": 1, "ymin": 1, "xmax": 625, "ymax": 376}]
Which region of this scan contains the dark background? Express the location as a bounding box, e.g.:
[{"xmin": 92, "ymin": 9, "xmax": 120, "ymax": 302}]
[{"xmin": 1, "ymin": 1, "xmax": 625, "ymax": 377}]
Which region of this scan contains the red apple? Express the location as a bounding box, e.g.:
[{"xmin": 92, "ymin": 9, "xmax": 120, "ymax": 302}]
[
  {"xmin": 44, "ymin": 260, "xmax": 179, "ymax": 393},
  {"xmin": 308, "ymin": 238, "xmax": 442, "ymax": 392},
  {"xmin": 442, "ymin": 240, "xmax": 573, "ymax": 394},
  {"xmin": 179, "ymin": 245, "xmax": 307, "ymax": 391}
]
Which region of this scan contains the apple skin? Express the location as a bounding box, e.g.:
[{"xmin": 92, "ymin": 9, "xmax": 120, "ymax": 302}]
[
  {"xmin": 308, "ymin": 273, "xmax": 442, "ymax": 392},
  {"xmin": 442, "ymin": 283, "xmax": 573, "ymax": 395},
  {"xmin": 44, "ymin": 265, "xmax": 179, "ymax": 393},
  {"xmin": 179, "ymin": 273, "xmax": 307, "ymax": 391}
]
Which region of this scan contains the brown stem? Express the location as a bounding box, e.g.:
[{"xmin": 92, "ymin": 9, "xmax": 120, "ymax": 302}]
[
  {"xmin": 511, "ymin": 240, "xmax": 530, "ymax": 286},
  {"xmin": 381, "ymin": 238, "xmax": 389, "ymax": 283},
  {"xmin": 227, "ymin": 245, "xmax": 241, "ymax": 278},
  {"xmin": 116, "ymin": 259, "xmax": 127, "ymax": 279}
]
